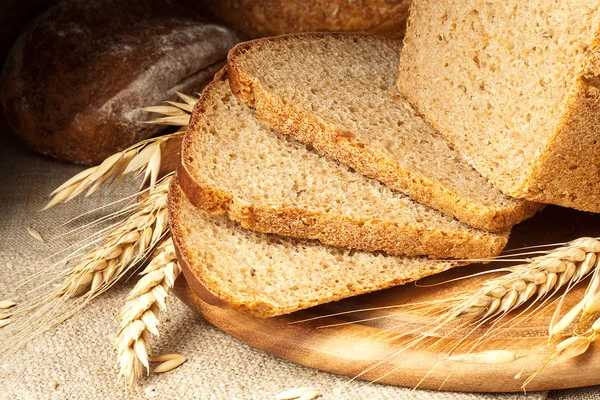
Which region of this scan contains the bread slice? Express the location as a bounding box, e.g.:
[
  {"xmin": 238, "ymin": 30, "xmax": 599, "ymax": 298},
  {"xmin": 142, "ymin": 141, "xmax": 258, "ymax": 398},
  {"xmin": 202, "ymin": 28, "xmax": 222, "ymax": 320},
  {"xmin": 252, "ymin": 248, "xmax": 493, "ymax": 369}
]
[
  {"xmin": 169, "ymin": 177, "xmax": 464, "ymax": 317},
  {"xmin": 178, "ymin": 69, "xmax": 508, "ymax": 259},
  {"xmin": 227, "ymin": 33, "xmax": 540, "ymax": 232},
  {"xmin": 398, "ymin": 2, "xmax": 600, "ymax": 212}
]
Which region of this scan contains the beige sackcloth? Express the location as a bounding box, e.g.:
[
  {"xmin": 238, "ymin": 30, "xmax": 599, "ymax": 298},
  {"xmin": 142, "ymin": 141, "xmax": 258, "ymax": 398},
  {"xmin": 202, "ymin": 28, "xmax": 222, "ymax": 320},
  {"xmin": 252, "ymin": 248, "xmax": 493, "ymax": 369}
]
[{"xmin": 0, "ymin": 122, "xmax": 595, "ymax": 399}]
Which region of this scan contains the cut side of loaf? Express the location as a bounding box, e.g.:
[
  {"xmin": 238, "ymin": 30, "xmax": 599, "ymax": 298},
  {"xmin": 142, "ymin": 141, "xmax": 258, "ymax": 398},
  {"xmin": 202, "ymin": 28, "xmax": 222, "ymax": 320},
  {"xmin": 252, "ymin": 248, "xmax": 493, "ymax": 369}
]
[
  {"xmin": 398, "ymin": 1, "xmax": 600, "ymax": 212},
  {"xmin": 178, "ymin": 69, "xmax": 508, "ymax": 259},
  {"xmin": 169, "ymin": 178, "xmax": 464, "ymax": 317},
  {"xmin": 227, "ymin": 33, "xmax": 540, "ymax": 232}
]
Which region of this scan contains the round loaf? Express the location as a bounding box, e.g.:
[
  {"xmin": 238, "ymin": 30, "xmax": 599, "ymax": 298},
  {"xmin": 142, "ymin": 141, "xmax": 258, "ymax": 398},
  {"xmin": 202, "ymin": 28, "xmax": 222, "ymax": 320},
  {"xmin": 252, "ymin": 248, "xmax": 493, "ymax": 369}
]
[
  {"xmin": 0, "ymin": 0, "xmax": 241, "ymax": 164},
  {"xmin": 199, "ymin": 0, "xmax": 411, "ymax": 39}
]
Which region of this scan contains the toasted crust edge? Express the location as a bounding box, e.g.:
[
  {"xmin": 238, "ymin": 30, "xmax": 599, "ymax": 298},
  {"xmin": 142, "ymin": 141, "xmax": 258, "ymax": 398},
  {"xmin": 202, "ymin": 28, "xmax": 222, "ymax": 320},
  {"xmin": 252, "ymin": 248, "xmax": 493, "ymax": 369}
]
[
  {"xmin": 226, "ymin": 33, "xmax": 541, "ymax": 232},
  {"xmin": 179, "ymin": 68, "xmax": 509, "ymax": 259}
]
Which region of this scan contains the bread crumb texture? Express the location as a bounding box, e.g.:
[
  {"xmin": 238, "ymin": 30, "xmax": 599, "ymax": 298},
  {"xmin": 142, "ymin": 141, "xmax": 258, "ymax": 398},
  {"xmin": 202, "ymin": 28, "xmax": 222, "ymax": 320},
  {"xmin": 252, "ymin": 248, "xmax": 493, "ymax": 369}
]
[
  {"xmin": 179, "ymin": 71, "xmax": 508, "ymax": 259},
  {"xmin": 227, "ymin": 33, "xmax": 540, "ymax": 231},
  {"xmin": 399, "ymin": 1, "xmax": 600, "ymax": 212}
]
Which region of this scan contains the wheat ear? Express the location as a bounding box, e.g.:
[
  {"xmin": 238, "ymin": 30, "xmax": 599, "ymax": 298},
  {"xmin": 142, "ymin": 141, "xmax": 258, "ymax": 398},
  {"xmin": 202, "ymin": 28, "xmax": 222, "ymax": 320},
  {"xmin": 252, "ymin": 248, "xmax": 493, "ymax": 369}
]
[
  {"xmin": 114, "ymin": 237, "xmax": 181, "ymax": 386},
  {"xmin": 43, "ymin": 92, "xmax": 196, "ymax": 210},
  {"xmin": 309, "ymin": 238, "xmax": 600, "ymax": 388},
  {"xmin": 59, "ymin": 177, "xmax": 172, "ymax": 298},
  {"xmin": 139, "ymin": 91, "xmax": 196, "ymax": 126},
  {"xmin": 418, "ymin": 237, "xmax": 600, "ymax": 387},
  {"xmin": 43, "ymin": 133, "xmax": 183, "ymax": 210},
  {"xmin": 453, "ymin": 237, "xmax": 600, "ymax": 321}
]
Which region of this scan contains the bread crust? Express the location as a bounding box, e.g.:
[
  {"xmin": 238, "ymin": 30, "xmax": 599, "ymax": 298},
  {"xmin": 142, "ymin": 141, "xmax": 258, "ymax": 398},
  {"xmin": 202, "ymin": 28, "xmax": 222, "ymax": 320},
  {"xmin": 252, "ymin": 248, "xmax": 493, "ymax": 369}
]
[
  {"xmin": 169, "ymin": 177, "xmax": 464, "ymax": 318},
  {"xmin": 199, "ymin": 0, "xmax": 411, "ymax": 40},
  {"xmin": 520, "ymin": 70, "xmax": 600, "ymax": 211},
  {"xmin": 398, "ymin": 3, "xmax": 600, "ymax": 212},
  {"xmin": 178, "ymin": 68, "xmax": 509, "ymax": 260},
  {"xmin": 226, "ymin": 33, "xmax": 541, "ymax": 232},
  {"xmin": 0, "ymin": 0, "xmax": 240, "ymax": 164}
]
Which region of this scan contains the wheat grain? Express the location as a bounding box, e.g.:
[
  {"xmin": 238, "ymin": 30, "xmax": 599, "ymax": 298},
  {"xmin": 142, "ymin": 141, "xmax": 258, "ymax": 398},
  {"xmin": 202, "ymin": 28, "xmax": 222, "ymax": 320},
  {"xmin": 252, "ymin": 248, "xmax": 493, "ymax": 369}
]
[
  {"xmin": 0, "ymin": 300, "xmax": 16, "ymax": 309},
  {"xmin": 115, "ymin": 238, "xmax": 181, "ymax": 386},
  {"xmin": 0, "ymin": 313, "xmax": 11, "ymax": 320},
  {"xmin": 148, "ymin": 353, "xmax": 183, "ymax": 363},
  {"xmin": 276, "ymin": 388, "xmax": 321, "ymax": 400},
  {"xmin": 27, "ymin": 227, "xmax": 45, "ymax": 243},
  {"xmin": 0, "ymin": 319, "xmax": 11, "ymax": 328},
  {"xmin": 154, "ymin": 356, "xmax": 187, "ymax": 373},
  {"xmin": 59, "ymin": 178, "xmax": 171, "ymax": 298}
]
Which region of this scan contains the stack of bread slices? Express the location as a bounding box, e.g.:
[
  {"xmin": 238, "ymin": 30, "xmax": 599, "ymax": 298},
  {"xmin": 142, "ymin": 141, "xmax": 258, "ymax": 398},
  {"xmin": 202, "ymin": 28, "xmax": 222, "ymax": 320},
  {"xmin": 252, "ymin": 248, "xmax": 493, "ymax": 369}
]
[{"xmin": 169, "ymin": 32, "xmax": 552, "ymax": 318}]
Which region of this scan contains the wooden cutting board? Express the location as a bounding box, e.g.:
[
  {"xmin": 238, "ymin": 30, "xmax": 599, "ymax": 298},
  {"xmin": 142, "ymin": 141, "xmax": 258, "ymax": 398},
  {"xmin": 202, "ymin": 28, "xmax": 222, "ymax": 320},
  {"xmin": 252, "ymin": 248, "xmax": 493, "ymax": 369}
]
[{"xmin": 173, "ymin": 200, "xmax": 600, "ymax": 393}]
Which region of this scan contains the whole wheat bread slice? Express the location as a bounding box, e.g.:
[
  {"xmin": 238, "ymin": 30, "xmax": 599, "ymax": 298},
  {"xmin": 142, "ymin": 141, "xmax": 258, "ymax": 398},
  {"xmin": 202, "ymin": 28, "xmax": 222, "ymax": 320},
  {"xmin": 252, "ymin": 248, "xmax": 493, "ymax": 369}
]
[
  {"xmin": 169, "ymin": 177, "xmax": 464, "ymax": 317},
  {"xmin": 398, "ymin": 1, "xmax": 600, "ymax": 212},
  {"xmin": 227, "ymin": 33, "xmax": 540, "ymax": 232},
  {"xmin": 178, "ymin": 69, "xmax": 508, "ymax": 259}
]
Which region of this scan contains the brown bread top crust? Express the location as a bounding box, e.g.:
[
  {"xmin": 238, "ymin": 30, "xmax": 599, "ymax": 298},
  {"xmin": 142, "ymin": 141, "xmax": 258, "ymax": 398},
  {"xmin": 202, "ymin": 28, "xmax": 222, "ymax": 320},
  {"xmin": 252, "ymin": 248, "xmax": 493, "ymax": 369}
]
[
  {"xmin": 398, "ymin": 1, "xmax": 600, "ymax": 212},
  {"xmin": 226, "ymin": 33, "xmax": 541, "ymax": 232},
  {"xmin": 199, "ymin": 0, "xmax": 411, "ymax": 40},
  {"xmin": 169, "ymin": 177, "xmax": 465, "ymax": 317},
  {"xmin": 178, "ymin": 69, "xmax": 509, "ymax": 259},
  {"xmin": 0, "ymin": 0, "xmax": 241, "ymax": 164}
]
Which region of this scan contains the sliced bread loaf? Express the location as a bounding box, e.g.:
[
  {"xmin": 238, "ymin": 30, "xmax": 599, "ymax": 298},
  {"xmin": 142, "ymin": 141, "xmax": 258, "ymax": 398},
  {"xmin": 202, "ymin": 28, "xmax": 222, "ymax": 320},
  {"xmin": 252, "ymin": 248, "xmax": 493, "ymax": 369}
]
[
  {"xmin": 227, "ymin": 33, "xmax": 540, "ymax": 232},
  {"xmin": 178, "ymin": 69, "xmax": 508, "ymax": 259},
  {"xmin": 169, "ymin": 177, "xmax": 464, "ymax": 317},
  {"xmin": 398, "ymin": 1, "xmax": 600, "ymax": 212}
]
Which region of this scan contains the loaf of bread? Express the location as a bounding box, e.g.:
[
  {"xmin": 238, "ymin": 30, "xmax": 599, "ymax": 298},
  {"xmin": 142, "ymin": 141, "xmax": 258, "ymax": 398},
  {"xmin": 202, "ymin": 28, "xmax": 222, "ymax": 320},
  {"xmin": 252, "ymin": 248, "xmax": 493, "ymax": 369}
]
[
  {"xmin": 227, "ymin": 33, "xmax": 541, "ymax": 232},
  {"xmin": 179, "ymin": 69, "xmax": 508, "ymax": 259},
  {"xmin": 199, "ymin": 0, "xmax": 411, "ymax": 39},
  {"xmin": 169, "ymin": 177, "xmax": 464, "ymax": 317},
  {"xmin": 398, "ymin": 1, "xmax": 600, "ymax": 213},
  {"xmin": 0, "ymin": 0, "xmax": 241, "ymax": 164}
]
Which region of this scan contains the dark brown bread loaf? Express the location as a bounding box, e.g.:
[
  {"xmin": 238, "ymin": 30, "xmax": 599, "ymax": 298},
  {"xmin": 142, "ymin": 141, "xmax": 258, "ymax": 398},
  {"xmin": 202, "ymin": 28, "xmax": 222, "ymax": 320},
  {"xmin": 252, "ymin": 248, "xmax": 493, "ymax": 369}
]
[
  {"xmin": 0, "ymin": 0, "xmax": 241, "ymax": 164},
  {"xmin": 198, "ymin": 0, "xmax": 411, "ymax": 39}
]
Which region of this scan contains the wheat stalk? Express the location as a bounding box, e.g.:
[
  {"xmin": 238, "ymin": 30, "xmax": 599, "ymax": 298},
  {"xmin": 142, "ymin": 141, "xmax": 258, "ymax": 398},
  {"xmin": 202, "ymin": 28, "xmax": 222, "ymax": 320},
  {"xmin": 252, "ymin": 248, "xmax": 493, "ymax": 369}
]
[
  {"xmin": 43, "ymin": 92, "xmax": 196, "ymax": 211},
  {"xmin": 114, "ymin": 237, "xmax": 181, "ymax": 386},
  {"xmin": 454, "ymin": 237, "xmax": 600, "ymax": 321},
  {"xmin": 59, "ymin": 177, "xmax": 171, "ymax": 298},
  {"xmin": 425, "ymin": 237, "xmax": 600, "ymax": 386},
  {"xmin": 42, "ymin": 133, "xmax": 182, "ymax": 210},
  {"xmin": 305, "ymin": 237, "xmax": 600, "ymax": 388}
]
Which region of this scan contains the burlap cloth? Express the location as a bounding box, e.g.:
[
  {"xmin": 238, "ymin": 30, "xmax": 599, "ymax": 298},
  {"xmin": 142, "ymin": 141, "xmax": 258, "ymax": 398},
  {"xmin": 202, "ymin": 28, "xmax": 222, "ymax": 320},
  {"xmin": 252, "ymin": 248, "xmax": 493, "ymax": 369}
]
[{"xmin": 0, "ymin": 123, "xmax": 597, "ymax": 399}]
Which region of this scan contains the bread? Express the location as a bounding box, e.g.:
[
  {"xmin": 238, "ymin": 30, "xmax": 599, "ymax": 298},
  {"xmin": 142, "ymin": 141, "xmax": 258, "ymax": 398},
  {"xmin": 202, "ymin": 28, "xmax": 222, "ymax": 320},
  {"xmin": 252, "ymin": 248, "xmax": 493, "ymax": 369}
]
[
  {"xmin": 198, "ymin": 0, "xmax": 411, "ymax": 40},
  {"xmin": 398, "ymin": 1, "xmax": 600, "ymax": 213},
  {"xmin": 169, "ymin": 177, "xmax": 464, "ymax": 317},
  {"xmin": 227, "ymin": 33, "xmax": 540, "ymax": 232},
  {"xmin": 179, "ymin": 69, "xmax": 508, "ymax": 259},
  {"xmin": 0, "ymin": 0, "xmax": 241, "ymax": 164}
]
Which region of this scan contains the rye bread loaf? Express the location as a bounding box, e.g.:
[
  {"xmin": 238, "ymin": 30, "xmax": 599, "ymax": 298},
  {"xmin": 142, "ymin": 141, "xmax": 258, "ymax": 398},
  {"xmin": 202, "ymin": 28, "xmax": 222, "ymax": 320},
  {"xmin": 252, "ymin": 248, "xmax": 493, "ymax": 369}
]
[
  {"xmin": 169, "ymin": 177, "xmax": 464, "ymax": 317},
  {"xmin": 0, "ymin": 0, "xmax": 241, "ymax": 164},
  {"xmin": 178, "ymin": 69, "xmax": 509, "ymax": 259},
  {"xmin": 198, "ymin": 0, "xmax": 411, "ymax": 40},
  {"xmin": 398, "ymin": 1, "xmax": 600, "ymax": 212},
  {"xmin": 227, "ymin": 33, "xmax": 540, "ymax": 232}
]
